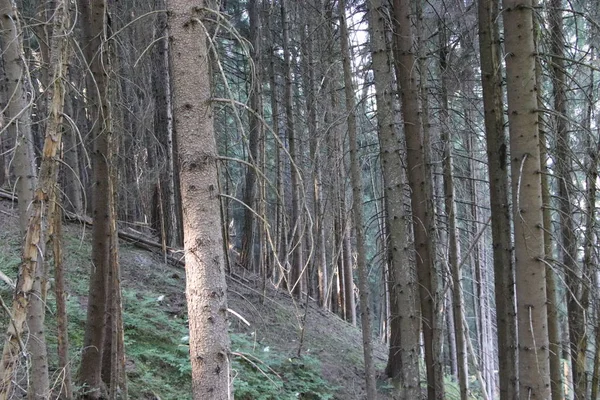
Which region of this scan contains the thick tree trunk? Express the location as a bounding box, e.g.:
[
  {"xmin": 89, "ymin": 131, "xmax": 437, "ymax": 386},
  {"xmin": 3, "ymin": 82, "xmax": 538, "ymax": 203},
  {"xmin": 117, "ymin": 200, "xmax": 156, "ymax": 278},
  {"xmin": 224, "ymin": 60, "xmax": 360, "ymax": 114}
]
[
  {"xmin": 502, "ymin": 0, "xmax": 551, "ymax": 397},
  {"xmin": 477, "ymin": 0, "xmax": 518, "ymax": 397},
  {"xmin": 167, "ymin": 2, "xmax": 231, "ymax": 398},
  {"xmin": 367, "ymin": 0, "xmax": 421, "ymax": 396},
  {"xmin": 78, "ymin": 0, "xmax": 113, "ymax": 397}
]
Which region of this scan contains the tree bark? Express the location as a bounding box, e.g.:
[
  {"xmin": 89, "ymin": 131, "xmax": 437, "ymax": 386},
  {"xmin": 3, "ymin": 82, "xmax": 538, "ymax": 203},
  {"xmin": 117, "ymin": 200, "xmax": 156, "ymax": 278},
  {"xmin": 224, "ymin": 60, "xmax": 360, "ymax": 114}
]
[
  {"xmin": 339, "ymin": 0, "xmax": 376, "ymax": 396},
  {"xmin": 367, "ymin": 0, "xmax": 421, "ymax": 396},
  {"xmin": 502, "ymin": 0, "xmax": 551, "ymax": 396},
  {"xmin": 477, "ymin": 0, "xmax": 518, "ymax": 397},
  {"xmin": 0, "ymin": 0, "xmax": 69, "ymax": 396},
  {"xmin": 77, "ymin": 0, "xmax": 113, "ymax": 397},
  {"xmin": 167, "ymin": 2, "xmax": 231, "ymax": 398},
  {"xmin": 391, "ymin": 0, "xmax": 444, "ymax": 397},
  {"xmin": 0, "ymin": 0, "xmax": 37, "ymax": 236}
]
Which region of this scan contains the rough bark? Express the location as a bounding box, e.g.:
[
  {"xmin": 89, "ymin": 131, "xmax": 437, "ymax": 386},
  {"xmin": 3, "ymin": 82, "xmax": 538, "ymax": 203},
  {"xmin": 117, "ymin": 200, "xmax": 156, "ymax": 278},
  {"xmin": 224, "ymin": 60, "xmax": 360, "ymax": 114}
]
[
  {"xmin": 367, "ymin": 0, "xmax": 421, "ymax": 396},
  {"xmin": 0, "ymin": 0, "xmax": 37, "ymax": 235},
  {"xmin": 0, "ymin": 0, "xmax": 69, "ymax": 396},
  {"xmin": 167, "ymin": 2, "xmax": 231, "ymax": 398},
  {"xmin": 77, "ymin": 0, "xmax": 113, "ymax": 397},
  {"xmin": 477, "ymin": 0, "xmax": 518, "ymax": 396},
  {"xmin": 502, "ymin": 0, "xmax": 551, "ymax": 396},
  {"xmin": 391, "ymin": 0, "xmax": 444, "ymax": 397}
]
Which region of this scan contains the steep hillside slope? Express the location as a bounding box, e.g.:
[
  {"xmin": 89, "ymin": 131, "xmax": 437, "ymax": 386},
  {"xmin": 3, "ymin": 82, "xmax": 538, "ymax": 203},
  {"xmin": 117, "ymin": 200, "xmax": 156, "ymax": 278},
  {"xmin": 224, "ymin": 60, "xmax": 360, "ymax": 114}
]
[{"xmin": 0, "ymin": 199, "xmax": 393, "ymax": 399}]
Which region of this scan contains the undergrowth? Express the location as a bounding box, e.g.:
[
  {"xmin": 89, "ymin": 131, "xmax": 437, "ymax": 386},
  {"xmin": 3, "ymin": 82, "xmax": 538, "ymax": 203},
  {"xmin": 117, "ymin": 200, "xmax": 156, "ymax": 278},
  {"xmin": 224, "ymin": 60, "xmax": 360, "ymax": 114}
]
[{"xmin": 0, "ymin": 225, "xmax": 336, "ymax": 399}]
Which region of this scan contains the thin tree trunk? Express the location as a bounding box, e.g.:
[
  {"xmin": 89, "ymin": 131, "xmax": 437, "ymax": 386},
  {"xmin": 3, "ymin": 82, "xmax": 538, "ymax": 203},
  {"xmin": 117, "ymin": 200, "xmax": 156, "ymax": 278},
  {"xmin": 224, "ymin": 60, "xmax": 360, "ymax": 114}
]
[
  {"xmin": 477, "ymin": 0, "xmax": 518, "ymax": 396},
  {"xmin": 53, "ymin": 202, "xmax": 73, "ymax": 400},
  {"xmin": 281, "ymin": 0, "xmax": 303, "ymax": 297},
  {"xmin": 167, "ymin": 2, "xmax": 231, "ymax": 398},
  {"xmin": 339, "ymin": 0, "xmax": 376, "ymax": 396}
]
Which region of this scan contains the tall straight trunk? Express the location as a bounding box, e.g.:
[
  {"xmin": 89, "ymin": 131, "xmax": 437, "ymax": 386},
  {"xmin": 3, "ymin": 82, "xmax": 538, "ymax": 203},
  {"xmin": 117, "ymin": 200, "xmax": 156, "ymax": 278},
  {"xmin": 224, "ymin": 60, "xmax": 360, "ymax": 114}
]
[
  {"xmin": 152, "ymin": 0, "xmax": 179, "ymax": 247},
  {"xmin": 477, "ymin": 0, "xmax": 518, "ymax": 397},
  {"xmin": 339, "ymin": 0, "xmax": 376, "ymax": 396},
  {"xmin": 167, "ymin": 2, "xmax": 231, "ymax": 398},
  {"xmin": 0, "ymin": 1, "xmax": 69, "ymax": 397},
  {"xmin": 240, "ymin": 0, "xmax": 262, "ymax": 273},
  {"xmin": 502, "ymin": 0, "xmax": 551, "ymax": 397},
  {"xmin": 391, "ymin": 0, "xmax": 443, "ymax": 397},
  {"xmin": 439, "ymin": 31, "xmax": 468, "ymax": 398},
  {"xmin": 367, "ymin": 0, "xmax": 421, "ymax": 396},
  {"xmin": 281, "ymin": 0, "xmax": 303, "ymax": 297},
  {"xmin": 78, "ymin": 0, "xmax": 113, "ymax": 397},
  {"xmin": 535, "ymin": 7, "xmax": 563, "ymax": 395},
  {"xmin": 0, "ymin": 0, "xmax": 37, "ymax": 235}
]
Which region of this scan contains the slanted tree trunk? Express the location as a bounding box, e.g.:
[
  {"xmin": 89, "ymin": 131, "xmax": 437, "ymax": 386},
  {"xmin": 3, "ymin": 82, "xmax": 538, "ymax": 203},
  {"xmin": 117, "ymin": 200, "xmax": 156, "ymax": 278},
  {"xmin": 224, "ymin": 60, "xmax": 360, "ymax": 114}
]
[
  {"xmin": 77, "ymin": 0, "xmax": 113, "ymax": 397},
  {"xmin": 339, "ymin": 0, "xmax": 376, "ymax": 396},
  {"xmin": 477, "ymin": 0, "xmax": 518, "ymax": 397},
  {"xmin": 502, "ymin": 0, "xmax": 551, "ymax": 396},
  {"xmin": 367, "ymin": 0, "xmax": 421, "ymax": 396},
  {"xmin": 0, "ymin": 0, "xmax": 69, "ymax": 397},
  {"xmin": 167, "ymin": 2, "xmax": 231, "ymax": 398}
]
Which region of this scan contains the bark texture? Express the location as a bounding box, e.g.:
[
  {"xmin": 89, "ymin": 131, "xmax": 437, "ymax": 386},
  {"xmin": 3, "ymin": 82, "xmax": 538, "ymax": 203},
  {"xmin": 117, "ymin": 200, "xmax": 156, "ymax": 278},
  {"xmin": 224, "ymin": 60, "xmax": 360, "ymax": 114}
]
[
  {"xmin": 367, "ymin": 0, "xmax": 421, "ymax": 396},
  {"xmin": 477, "ymin": 0, "xmax": 518, "ymax": 397},
  {"xmin": 167, "ymin": 2, "xmax": 231, "ymax": 398},
  {"xmin": 502, "ymin": 0, "xmax": 551, "ymax": 397}
]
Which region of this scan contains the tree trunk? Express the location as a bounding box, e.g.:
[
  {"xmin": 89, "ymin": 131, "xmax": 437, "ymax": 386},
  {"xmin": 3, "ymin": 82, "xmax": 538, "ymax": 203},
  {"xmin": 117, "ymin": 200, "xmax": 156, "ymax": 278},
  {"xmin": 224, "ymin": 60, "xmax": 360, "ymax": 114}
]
[
  {"xmin": 0, "ymin": 0, "xmax": 37, "ymax": 235},
  {"xmin": 152, "ymin": 0, "xmax": 179, "ymax": 247},
  {"xmin": 477, "ymin": 0, "xmax": 518, "ymax": 397},
  {"xmin": 167, "ymin": 2, "xmax": 231, "ymax": 398},
  {"xmin": 339, "ymin": 0, "xmax": 376, "ymax": 396},
  {"xmin": 439, "ymin": 29, "xmax": 468, "ymax": 399},
  {"xmin": 502, "ymin": 0, "xmax": 551, "ymax": 396},
  {"xmin": 281, "ymin": 0, "xmax": 303, "ymax": 298},
  {"xmin": 0, "ymin": 0, "xmax": 69, "ymax": 397},
  {"xmin": 367, "ymin": 0, "xmax": 421, "ymax": 396},
  {"xmin": 78, "ymin": 0, "xmax": 113, "ymax": 397},
  {"xmin": 391, "ymin": 0, "xmax": 444, "ymax": 397},
  {"xmin": 53, "ymin": 203, "xmax": 73, "ymax": 400}
]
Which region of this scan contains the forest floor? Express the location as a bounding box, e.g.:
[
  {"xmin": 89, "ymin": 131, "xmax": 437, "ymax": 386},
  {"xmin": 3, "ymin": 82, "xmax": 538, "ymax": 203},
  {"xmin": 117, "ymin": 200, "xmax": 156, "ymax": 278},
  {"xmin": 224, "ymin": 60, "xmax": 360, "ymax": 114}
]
[{"xmin": 0, "ymin": 199, "xmax": 397, "ymax": 399}]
